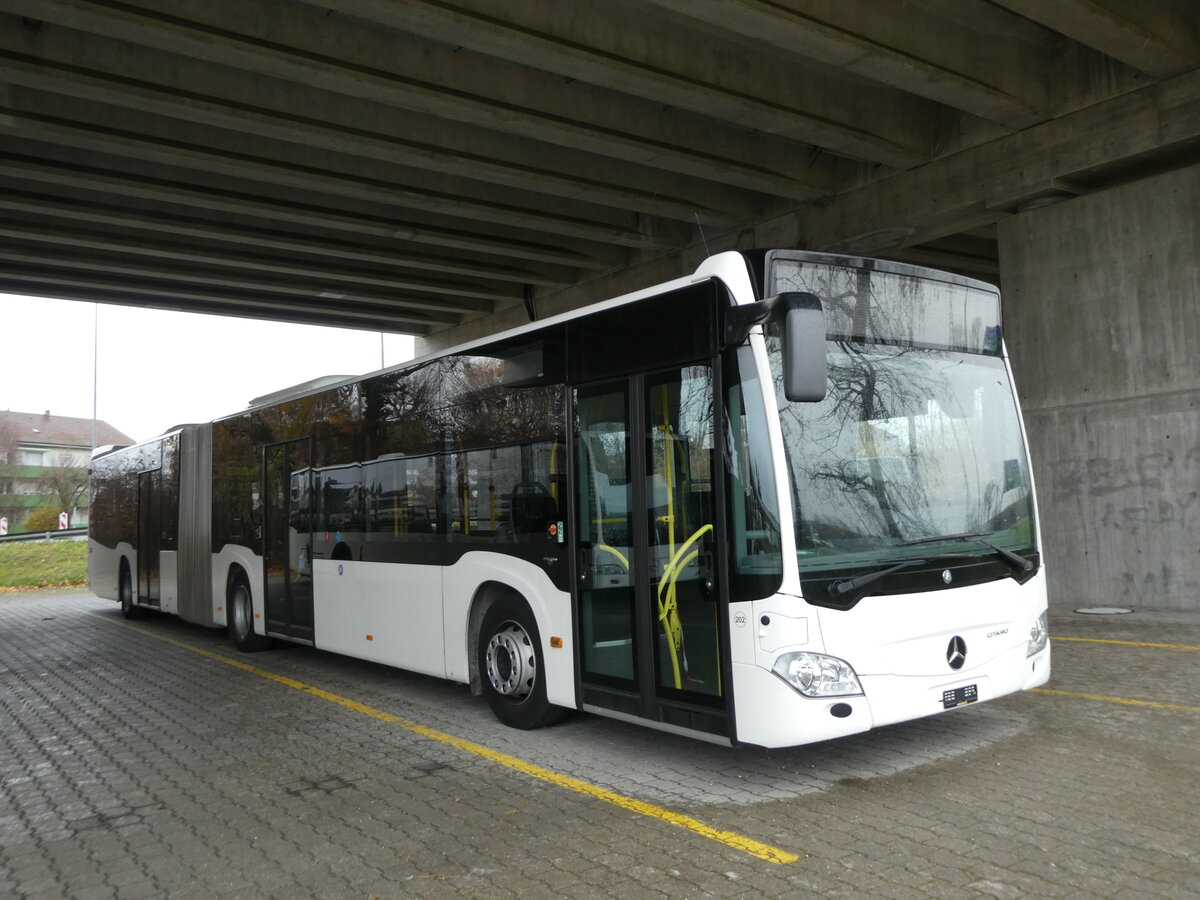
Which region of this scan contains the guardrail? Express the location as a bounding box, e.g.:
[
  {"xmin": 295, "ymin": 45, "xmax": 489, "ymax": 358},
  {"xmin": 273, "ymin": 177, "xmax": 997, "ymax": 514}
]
[{"xmin": 0, "ymin": 527, "xmax": 88, "ymax": 544}]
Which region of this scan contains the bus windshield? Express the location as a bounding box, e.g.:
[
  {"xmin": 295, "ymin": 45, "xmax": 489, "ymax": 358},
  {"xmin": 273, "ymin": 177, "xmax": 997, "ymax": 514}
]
[
  {"xmin": 763, "ymin": 254, "xmax": 1035, "ymax": 583},
  {"xmin": 772, "ymin": 344, "xmax": 1035, "ymax": 574}
]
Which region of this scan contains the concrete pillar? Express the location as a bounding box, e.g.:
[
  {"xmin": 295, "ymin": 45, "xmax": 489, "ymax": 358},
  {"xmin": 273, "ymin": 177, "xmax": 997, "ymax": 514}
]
[{"xmin": 998, "ymin": 164, "xmax": 1200, "ymax": 611}]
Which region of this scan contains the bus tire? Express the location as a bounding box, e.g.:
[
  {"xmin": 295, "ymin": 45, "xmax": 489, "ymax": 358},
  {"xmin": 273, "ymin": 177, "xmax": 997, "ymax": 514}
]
[
  {"xmin": 119, "ymin": 564, "xmax": 145, "ymax": 619},
  {"xmin": 228, "ymin": 574, "xmax": 273, "ymax": 653},
  {"xmin": 478, "ymin": 593, "xmax": 566, "ymax": 730}
]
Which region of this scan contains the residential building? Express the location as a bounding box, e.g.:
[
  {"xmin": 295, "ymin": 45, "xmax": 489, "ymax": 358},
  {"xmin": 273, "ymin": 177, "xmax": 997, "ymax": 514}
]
[{"xmin": 0, "ymin": 410, "xmax": 133, "ymax": 532}]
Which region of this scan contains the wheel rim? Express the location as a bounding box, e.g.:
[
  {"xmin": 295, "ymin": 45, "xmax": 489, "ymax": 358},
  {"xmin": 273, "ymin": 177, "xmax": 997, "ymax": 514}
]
[
  {"xmin": 485, "ymin": 620, "xmax": 535, "ymax": 702},
  {"xmin": 231, "ymin": 585, "xmax": 251, "ymax": 640}
]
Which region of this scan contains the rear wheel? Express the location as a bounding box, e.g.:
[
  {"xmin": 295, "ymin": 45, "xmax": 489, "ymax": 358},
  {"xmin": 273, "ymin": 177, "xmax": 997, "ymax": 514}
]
[
  {"xmin": 228, "ymin": 575, "xmax": 273, "ymax": 652},
  {"xmin": 478, "ymin": 593, "xmax": 567, "ymax": 730},
  {"xmin": 119, "ymin": 565, "xmax": 145, "ymax": 619}
]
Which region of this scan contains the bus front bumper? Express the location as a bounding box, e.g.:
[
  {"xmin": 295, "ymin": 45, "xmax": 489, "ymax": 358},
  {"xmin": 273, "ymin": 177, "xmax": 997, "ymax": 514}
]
[{"xmin": 731, "ymin": 642, "xmax": 1050, "ymax": 749}]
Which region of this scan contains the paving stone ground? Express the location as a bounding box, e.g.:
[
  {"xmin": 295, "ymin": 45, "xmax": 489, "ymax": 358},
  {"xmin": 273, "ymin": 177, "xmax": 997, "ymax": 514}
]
[{"xmin": 1, "ymin": 590, "xmax": 1197, "ymax": 898}]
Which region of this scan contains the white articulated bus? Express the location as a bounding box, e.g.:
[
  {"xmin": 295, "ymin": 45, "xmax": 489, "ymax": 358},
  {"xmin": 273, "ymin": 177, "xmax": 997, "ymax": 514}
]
[{"xmin": 89, "ymin": 250, "xmax": 1050, "ymax": 748}]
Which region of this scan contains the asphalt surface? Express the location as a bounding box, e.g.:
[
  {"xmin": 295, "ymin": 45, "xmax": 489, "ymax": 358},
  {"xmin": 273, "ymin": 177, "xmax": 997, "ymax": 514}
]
[{"xmin": 1, "ymin": 589, "xmax": 1197, "ymax": 898}]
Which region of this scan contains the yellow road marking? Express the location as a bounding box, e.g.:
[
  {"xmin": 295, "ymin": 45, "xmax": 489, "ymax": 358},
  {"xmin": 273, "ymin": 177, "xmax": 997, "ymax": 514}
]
[
  {"xmin": 1031, "ymin": 688, "xmax": 1200, "ymax": 713},
  {"xmin": 94, "ymin": 615, "xmax": 798, "ymax": 865},
  {"xmin": 1052, "ymin": 636, "xmax": 1200, "ymax": 652}
]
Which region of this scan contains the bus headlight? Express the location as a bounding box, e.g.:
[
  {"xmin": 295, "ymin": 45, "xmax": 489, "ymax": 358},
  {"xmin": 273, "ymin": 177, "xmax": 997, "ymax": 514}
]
[
  {"xmin": 1027, "ymin": 612, "xmax": 1048, "ymax": 657},
  {"xmin": 772, "ymin": 651, "xmax": 863, "ymax": 698}
]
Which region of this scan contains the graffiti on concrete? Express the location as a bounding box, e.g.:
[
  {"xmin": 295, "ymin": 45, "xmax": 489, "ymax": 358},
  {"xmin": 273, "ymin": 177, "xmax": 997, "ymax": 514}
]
[
  {"xmin": 1099, "ymin": 494, "xmax": 1200, "ymax": 534},
  {"xmin": 1118, "ymin": 563, "xmax": 1197, "ymax": 605},
  {"xmin": 1041, "ymin": 429, "xmax": 1199, "ymax": 606},
  {"xmin": 1049, "ymin": 444, "xmax": 1199, "ymax": 536},
  {"xmin": 1050, "ymin": 445, "xmax": 1199, "ymax": 502}
]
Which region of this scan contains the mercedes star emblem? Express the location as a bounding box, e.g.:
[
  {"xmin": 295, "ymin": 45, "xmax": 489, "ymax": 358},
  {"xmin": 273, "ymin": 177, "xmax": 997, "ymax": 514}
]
[{"xmin": 947, "ymin": 636, "xmax": 967, "ymax": 670}]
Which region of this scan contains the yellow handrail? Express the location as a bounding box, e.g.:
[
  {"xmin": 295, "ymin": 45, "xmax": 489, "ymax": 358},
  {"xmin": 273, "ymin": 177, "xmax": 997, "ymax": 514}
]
[
  {"xmin": 596, "ymin": 543, "xmax": 630, "ymax": 571},
  {"xmin": 656, "ymin": 523, "xmax": 713, "ymax": 689}
]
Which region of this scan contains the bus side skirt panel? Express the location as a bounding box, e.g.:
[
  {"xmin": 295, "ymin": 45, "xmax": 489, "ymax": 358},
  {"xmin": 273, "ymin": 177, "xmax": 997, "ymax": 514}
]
[{"xmin": 312, "ymin": 559, "xmax": 446, "ymax": 679}]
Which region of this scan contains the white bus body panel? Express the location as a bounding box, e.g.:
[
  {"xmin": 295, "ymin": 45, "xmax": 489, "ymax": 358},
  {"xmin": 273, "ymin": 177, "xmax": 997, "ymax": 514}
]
[
  {"xmin": 87, "ymin": 539, "xmax": 130, "ymax": 601},
  {"xmin": 158, "ymin": 550, "xmax": 179, "ymax": 615},
  {"xmin": 313, "ymin": 559, "xmax": 445, "ymax": 678},
  {"xmin": 731, "ymin": 573, "xmax": 1050, "ymax": 748}
]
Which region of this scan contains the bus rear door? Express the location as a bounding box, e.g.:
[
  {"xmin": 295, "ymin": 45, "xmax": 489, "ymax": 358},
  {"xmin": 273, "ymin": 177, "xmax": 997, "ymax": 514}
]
[
  {"xmin": 136, "ymin": 468, "xmax": 161, "ymax": 607},
  {"xmin": 263, "ymin": 438, "xmax": 315, "ymax": 642}
]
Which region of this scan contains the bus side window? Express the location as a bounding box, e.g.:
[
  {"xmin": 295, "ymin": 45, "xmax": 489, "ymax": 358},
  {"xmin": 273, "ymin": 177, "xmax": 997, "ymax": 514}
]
[{"xmin": 450, "ymin": 444, "xmax": 560, "ymax": 544}]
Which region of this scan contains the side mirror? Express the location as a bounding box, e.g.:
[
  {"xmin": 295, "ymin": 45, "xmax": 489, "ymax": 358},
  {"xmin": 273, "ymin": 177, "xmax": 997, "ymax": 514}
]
[
  {"xmin": 722, "ymin": 290, "xmax": 827, "ymax": 401},
  {"xmin": 782, "ymin": 297, "xmax": 828, "ymax": 402}
]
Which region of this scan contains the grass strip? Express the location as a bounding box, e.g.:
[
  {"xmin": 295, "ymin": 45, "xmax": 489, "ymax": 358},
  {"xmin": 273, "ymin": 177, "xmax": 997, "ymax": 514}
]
[{"xmin": 0, "ymin": 539, "xmax": 87, "ymax": 589}]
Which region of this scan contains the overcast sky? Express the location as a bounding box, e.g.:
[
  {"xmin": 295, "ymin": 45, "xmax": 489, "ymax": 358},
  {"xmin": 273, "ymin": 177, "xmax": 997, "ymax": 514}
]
[{"xmin": 1, "ymin": 293, "xmax": 415, "ymax": 444}]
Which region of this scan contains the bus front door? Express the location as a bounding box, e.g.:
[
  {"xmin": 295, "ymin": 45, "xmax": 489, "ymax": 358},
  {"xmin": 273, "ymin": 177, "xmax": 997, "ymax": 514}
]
[
  {"xmin": 573, "ymin": 365, "xmax": 727, "ymax": 738},
  {"xmin": 263, "ymin": 438, "xmax": 315, "ymax": 643}
]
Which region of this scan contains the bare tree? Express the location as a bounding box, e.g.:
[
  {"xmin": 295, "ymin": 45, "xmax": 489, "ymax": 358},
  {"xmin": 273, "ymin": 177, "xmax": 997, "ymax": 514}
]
[
  {"xmin": 0, "ymin": 418, "xmax": 20, "ymax": 528},
  {"xmin": 38, "ymin": 451, "xmax": 88, "ymax": 518},
  {"xmin": 0, "ymin": 416, "xmax": 18, "ymax": 466}
]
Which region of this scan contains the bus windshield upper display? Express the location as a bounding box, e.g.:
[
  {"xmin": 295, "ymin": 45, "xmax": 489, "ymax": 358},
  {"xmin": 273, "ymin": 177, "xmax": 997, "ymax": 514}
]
[
  {"xmin": 769, "ymin": 255, "xmax": 1003, "ymax": 355},
  {"xmin": 764, "ymin": 257, "xmax": 1035, "ymax": 599}
]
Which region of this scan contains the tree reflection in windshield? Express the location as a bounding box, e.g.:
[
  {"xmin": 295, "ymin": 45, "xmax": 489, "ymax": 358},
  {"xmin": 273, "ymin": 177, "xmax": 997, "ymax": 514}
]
[{"xmin": 807, "ymin": 343, "xmax": 939, "ymax": 542}]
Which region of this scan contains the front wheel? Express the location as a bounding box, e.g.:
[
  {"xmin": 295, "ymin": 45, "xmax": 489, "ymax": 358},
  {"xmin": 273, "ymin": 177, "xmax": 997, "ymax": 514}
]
[
  {"xmin": 478, "ymin": 594, "xmax": 567, "ymax": 730},
  {"xmin": 228, "ymin": 576, "xmax": 273, "ymax": 652}
]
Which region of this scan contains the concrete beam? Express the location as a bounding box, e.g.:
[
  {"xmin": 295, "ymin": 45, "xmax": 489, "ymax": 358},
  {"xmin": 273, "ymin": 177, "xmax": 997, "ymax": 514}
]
[
  {"xmin": 643, "ymin": 0, "xmax": 1048, "ymax": 127},
  {"xmin": 0, "ymin": 78, "xmax": 698, "ymax": 246},
  {"xmin": 0, "ymin": 151, "xmax": 619, "ymax": 270},
  {"xmin": 756, "ymin": 66, "xmax": 1200, "ymax": 254},
  {"xmin": 0, "ymin": 190, "xmax": 576, "ymax": 288},
  {"xmin": 3, "ymin": 0, "xmax": 859, "ymax": 192},
  {"xmin": 0, "ymin": 28, "xmax": 770, "ymax": 229},
  {"xmin": 0, "ymin": 221, "xmax": 510, "ymax": 313},
  {"xmin": 881, "ymin": 233, "xmax": 1001, "ymax": 281},
  {"xmin": 319, "ymin": 0, "xmax": 944, "ymax": 164},
  {"xmin": 0, "ymin": 247, "xmax": 479, "ymax": 323},
  {"xmin": 0, "ymin": 275, "xmax": 438, "ymax": 334},
  {"xmin": 991, "ymin": 0, "xmax": 1200, "ymax": 78}
]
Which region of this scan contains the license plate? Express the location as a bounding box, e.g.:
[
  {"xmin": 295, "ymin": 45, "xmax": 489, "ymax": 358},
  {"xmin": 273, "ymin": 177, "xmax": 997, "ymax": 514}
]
[{"xmin": 942, "ymin": 684, "xmax": 978, "ymax": 709}]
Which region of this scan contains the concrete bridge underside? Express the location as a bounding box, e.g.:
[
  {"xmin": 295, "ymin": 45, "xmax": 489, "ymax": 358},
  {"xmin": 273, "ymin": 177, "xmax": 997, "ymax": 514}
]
[{"xmin": 2, "ymin": 1, "xmax": 1198, "ymax": 609}]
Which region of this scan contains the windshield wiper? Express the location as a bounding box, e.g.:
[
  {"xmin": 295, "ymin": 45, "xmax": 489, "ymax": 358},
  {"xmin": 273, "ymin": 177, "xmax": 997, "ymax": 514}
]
[
  {"xmin": 829, "ymin": 558, "xmax": 927, "ymax": 597},
  {"xmin": 899, "ymin": 532, "xmax": 1033, "ymax": 573}
]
